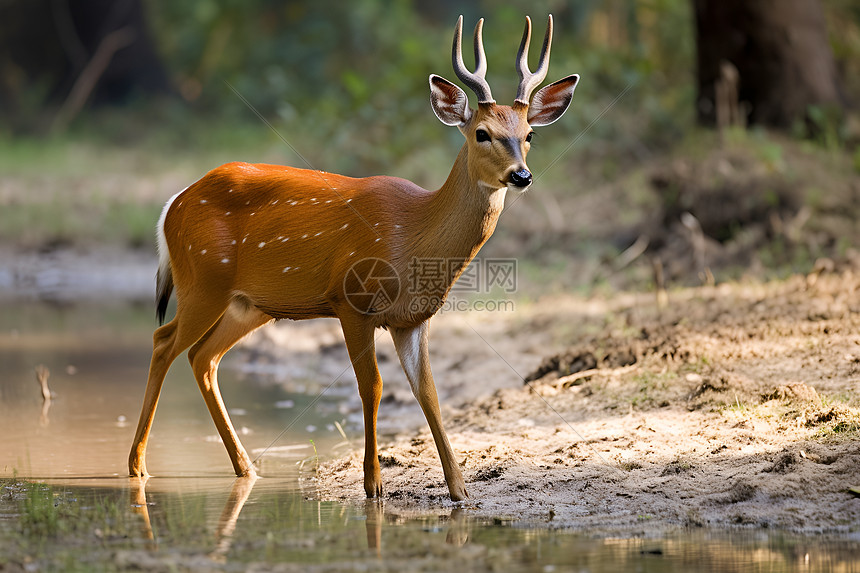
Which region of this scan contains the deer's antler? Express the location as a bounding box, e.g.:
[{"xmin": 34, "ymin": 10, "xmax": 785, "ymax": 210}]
[
  {"xmin": 452, "ymin": 16, "xmax": 494, "ymax": 104},
  {"xmin": 515, "ymin": 15, "xmax": 553, "ymax": 105}
]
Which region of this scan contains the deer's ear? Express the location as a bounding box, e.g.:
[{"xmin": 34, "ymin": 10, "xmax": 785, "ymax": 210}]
[
  {"xmin": 430, "ymin": 74, "xmax": 472, "ymax": 126},
  {"xmin": 527, "ymin": 74, "xmax": 579, "ymax": 127}
]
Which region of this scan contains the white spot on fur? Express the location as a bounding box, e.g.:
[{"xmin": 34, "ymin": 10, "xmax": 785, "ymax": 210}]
[
  {"xmin": 340, "ymin": 223, "xmax": 349, "ymax": 230},
  {"xmin": 221, "ymin": 258, "xmax": 230, "ymax": 263},
  {"xmin": 258, "ymin": 242, "xmax": 265, "ymax": 248},
  {"xmin": 349, "ymin": 251, "xmax": 356, "ymax": 257},
  {"xmin": 314, "ymin": 231, "xmax": 323, "ymax": 237},
  {"xmin": 201, "ymin": 249, "xmax": 207, "ymax": 255},
  {"xmin": 375, "ymin": 238, "xmax": 381, "ymax": 242},
  {"xmin": 301, "ymin": 234, "xmax": 308, "ymax": 239},
  {"xmin": 282, "ymin": 267, "xmax": 291, "ymax": 272},
  {"xmin": 200, "ymin": 199, "xmax": 207, "ymax": 204},
  {"xmin": 225, "ymin": 211, "xmax": 231, "ymax": 216},
  {"xmin": 231, "ymin": 240, "xmax": 237, "ymax": 245}
]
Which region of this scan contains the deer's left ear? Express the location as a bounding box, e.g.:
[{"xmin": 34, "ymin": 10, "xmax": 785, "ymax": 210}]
[{"xmin": 527, "ymin": 74, "xmax": 579, "ymax": 127}]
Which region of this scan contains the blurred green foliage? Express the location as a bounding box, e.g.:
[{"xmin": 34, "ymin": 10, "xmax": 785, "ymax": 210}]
[
  {"xmin": 4, "ymin": 0, "xmax": 858, "ymax": 279},
  {"xmin": 137, "ymin": 0, "xmax": 696, "ymax": 174}
]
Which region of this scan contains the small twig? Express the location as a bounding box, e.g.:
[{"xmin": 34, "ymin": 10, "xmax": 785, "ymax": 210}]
[
  {"xmin": 333, "ymin": 420, "xmax": 355, "ymax": 454},
  {"xmin": 551, "ymin": 364, "xmax": 639, "ymax": 389},
  {"xmin": 35, "ymin": 365, "xmax": 53, "ymax": 427},
  {"xmin": 651, "ymin": 256, "xmax": 668, "ymax": 311},
  {"xmin": 52, "ymin": 26, "xmax": 135, "ymax": 133},
  {"xmin": 35, "ymin": 365, "xmax": 52, "ymax": 403},
  {"xmin": 614, "ymin": 235, "xmax": 649, "ymax": 271}
]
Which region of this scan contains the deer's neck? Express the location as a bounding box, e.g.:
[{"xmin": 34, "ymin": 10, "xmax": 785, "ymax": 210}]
[{"xmin": 414, "ymin": 144, "xmax": 506, "ymax": 263}]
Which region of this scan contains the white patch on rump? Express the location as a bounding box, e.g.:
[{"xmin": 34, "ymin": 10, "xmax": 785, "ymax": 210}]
[{"xmin": 157, "ymin": 189, "xmax": 183, "ymax": 279}]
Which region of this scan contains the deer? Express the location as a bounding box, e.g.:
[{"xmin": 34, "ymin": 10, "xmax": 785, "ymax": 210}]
[{"xmin": 128, "ymin": 15, "xmax": 579, "ymax": 502}]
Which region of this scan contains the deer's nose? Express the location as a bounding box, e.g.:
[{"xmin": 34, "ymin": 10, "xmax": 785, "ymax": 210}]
[{"xmin": 508, "ymin": 169, "xmax": 532, "ymax": 188}]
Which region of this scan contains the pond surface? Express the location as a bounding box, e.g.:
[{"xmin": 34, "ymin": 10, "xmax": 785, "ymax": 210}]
[
  {"xmin": 1, "ymin": 303, "xmax": 859, "ymax": 571},
  {"xmin": 0, "ymin": 303, "xmax": 346, "ymax": 480}
]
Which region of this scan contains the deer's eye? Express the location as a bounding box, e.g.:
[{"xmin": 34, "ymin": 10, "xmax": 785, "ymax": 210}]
[
  {"xmin": 525, "ymin": 132, "xmax": 534, "ymax": 143},
  {"xmin": 475, "ymin": 129, "xmax": 491, "ymax": 143}
]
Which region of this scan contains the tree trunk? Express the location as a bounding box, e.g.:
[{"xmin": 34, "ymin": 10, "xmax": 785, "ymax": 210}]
[{"xmin": 694, "ymin": 0, "xmax": 842, "ymax": 129}]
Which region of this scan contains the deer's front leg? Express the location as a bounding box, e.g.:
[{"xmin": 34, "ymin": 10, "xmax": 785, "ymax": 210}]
[
  {"xmin": 390, "ymin": 321, "xmax": 468, "ymax": 501},
  {"xmin": 339, "ymin": 315, "xmax": 384, "ymax": 498}
]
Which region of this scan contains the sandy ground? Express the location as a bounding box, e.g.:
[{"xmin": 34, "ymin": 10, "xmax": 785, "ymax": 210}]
[{"xmin": 285, "ymin": 268, "xmax": 860, "ymax": 534}]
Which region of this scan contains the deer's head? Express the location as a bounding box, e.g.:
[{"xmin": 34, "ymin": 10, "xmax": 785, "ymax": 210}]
[{"xmin": 430, "ymin": 16, "xmax": 579, "ymax": 193}]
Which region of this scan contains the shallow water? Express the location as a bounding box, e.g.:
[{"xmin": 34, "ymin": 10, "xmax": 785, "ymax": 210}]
[
  {"xmin": 2, "ymin": 303, "xmax": 860, "ymax": 571},
  {"xmin": 0, "ymin": 303, "xmax": 345, "ymax": 480}
]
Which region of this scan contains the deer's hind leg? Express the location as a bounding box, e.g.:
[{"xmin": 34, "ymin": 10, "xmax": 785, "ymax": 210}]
[
  {"xmin": 187, "ymin": 299, "xmax": 273, "ymax": 477},
  {"xmin": 130, "ymin": 293, "xmax": 233, "ymax": 477}
]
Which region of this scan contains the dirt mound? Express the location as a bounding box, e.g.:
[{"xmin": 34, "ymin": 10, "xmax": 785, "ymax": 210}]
[
  {"xmin": 315, "ymin": 271, "xmax": 860, "ymax": 533},
  {"xmin": 762, "ymin": 382, "xmax": 821, "ymax": 404}
]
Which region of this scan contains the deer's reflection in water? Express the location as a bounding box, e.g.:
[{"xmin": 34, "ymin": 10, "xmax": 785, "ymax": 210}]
[
  {"xmin": 130, "ymin": 475, "xmax": 258, "ymax": 559},
  {"xmin": 130, "ymin": 477, "xmax": 471, "ymax": 558},
  {"xmin": 364, "ymin": 499, "xmax": 471, "ymax": 553}
]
